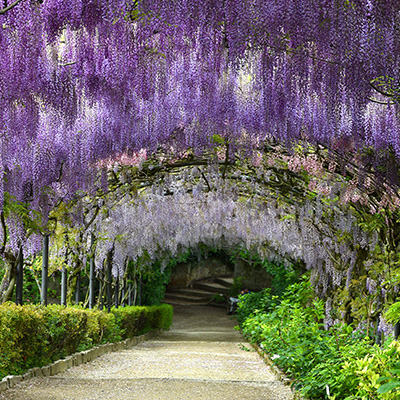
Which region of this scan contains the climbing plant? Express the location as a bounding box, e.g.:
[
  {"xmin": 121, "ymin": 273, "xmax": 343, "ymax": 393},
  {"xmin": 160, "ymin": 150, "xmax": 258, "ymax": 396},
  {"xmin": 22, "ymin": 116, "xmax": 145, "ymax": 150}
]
[{"xmin": 0, "ymin": 0, "xmax": 400, "ymax": 333}]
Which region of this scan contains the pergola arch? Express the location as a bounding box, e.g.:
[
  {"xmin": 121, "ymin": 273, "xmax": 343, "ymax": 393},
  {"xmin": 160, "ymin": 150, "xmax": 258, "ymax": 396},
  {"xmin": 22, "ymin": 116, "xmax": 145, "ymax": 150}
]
[{"xmin": 0, "ymin": 1, "xmax": 399, "ymax": 332}]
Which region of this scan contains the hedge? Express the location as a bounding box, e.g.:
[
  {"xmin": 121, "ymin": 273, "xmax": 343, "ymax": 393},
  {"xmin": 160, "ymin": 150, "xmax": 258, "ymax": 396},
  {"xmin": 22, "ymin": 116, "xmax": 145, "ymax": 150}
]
[{"xmin": 0, "ymin": 302, "xmax": 173, "ymax": 379}]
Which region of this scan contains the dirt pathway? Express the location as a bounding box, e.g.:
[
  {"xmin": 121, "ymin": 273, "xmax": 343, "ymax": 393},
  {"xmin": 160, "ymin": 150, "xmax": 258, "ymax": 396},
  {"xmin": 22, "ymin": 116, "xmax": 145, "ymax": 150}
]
[{"xmin": 1, "ymin": 305, "xmax": 293, "ymax": 399}]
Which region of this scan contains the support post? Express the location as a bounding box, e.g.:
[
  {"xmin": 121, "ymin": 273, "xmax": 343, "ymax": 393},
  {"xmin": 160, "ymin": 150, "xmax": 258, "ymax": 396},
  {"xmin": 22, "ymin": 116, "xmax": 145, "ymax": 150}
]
[
  {"xmin": 138, "ymin": 277, "xmax": 141, "ymax": 306},
  {"xmin": 107, "ymin": 254, "xmax": 112, "ymax": 312},
  {"xmin": 99, "ymin": 270, "xmax": 104, "ymax": 310},
  {"xmin": 89, "ymin": 233, "xmax": 95, "ymax": 309},
  {"xmin": 395, "ymin": 322, "xmax": 400, "ymax": 340},
  {"xmin": 16, "ymin": 246, "xmax": 23, "ymax": 305},
  {"xmin": 133, "ymin": 279, "xmax": 137, "ymax": 305},
  {"xmin": 41, "ymin": 235, "xmax": 49, "ymax": 305},
  {"xmin": 114, "ymin": 271, "xmax": 119, "ymax": 309},
  {"xmin": 128, "ymin": 274, "xmax": 132, "ymax": 306},
  {"xmin": 99, "ymin": 284, "xmax": 104, "ymax": 310},
  {"xmin": 121, "ymin": 277, "xmax": 126, "ymax": 307},
  {"xmin": 61, "ymin": 264, "xmax": 67, "ymax": 306},
  {"xmin": 75, "ymin": 271, "xmax": 81, "ymax": 304}
]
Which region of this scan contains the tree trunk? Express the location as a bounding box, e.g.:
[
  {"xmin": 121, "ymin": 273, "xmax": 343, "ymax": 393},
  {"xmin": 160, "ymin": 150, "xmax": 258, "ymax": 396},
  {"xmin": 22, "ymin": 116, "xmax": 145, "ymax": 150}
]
[
  {"xmin": 96, "ymin": 270, "xmax": 105, "ymax": 310},
  {"xmin": 66, "ymin": 262, "xmax": 81, "ymax": 304},
  {"xmin": 0, "ymin": 259, "xmax": 17, "ymax": 303}
]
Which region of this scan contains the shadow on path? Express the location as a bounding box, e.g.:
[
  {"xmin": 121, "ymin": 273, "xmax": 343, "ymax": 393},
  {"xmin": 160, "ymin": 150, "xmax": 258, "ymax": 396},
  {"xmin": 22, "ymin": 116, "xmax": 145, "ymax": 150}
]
[{"xmin": 160, "ymin": 304, "xmax": 241, "ymax": 342}]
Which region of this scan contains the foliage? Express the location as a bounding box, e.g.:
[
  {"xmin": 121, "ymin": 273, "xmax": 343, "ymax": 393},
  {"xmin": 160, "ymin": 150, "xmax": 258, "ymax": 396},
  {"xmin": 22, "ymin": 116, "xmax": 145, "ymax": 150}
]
[
  {"xmin": 239, "ymin": 280, "xmax": 400, "ymax": 399},
  {"xmin": 235, "ymin": 288, "xmax": 274, "ymax": 325},
  {"xmin": 211, "ymin": 293, "xmax": 226, "ymax": 304},
  {"xmin": 340, "ymin": 342, "xmax": 400, "ymax": 400},
  {"xmin": 0, "ymin": 302, "xmax": 173, "ymax": 380},
  {"xmin": 377, "ymin": 361, "xmax": 400, "ymax": 397},
  {"xmin": 128, "ymin": 257, "xmax": 173, "ymax": 306},
  {"xmin": 21, "ymin": 265, "xmax": 47, "ymax": 304},
  {"xmin": 140, "ymin": 266, "xmax": 172, "ymax": 306},
  {"xmin": 111, "ymin": 303, "xmax": 173, "ymax": 337},
  {"xmin": 384, "ymin": 303, "xmax": 400, "ymax": 326},
  {"xmin": 261, "ymin": 259, "xmax": 298, "ymax": 296},
  {"xmin": 229, "ymin": 247, "xmax": 299, "ymax": 296},
  {"xmin": 228, "ymin": 276, "xmax": 245, "ymax": 297}
]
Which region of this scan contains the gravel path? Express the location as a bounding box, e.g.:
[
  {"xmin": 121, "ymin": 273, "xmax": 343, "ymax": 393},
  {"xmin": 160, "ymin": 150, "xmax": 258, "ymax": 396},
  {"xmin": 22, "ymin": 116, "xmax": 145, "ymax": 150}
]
[{"xmin": 0, "ymin": 305, "xmax": 294, "ymax": 400}]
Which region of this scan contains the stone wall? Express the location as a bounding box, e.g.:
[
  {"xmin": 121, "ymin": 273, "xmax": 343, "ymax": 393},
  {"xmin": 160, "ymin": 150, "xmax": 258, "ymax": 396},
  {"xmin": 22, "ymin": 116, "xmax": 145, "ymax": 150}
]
[
  {"xmin": 168, "ymin": 255, "xmax": 234, "ymax": 288},
  {"xmin": 168, "ymin": 254, "xmax": 272, "ymax": 291},
  {"xmin": 233, "ymin": 259, "xmax": 272, "ymax": 291}
]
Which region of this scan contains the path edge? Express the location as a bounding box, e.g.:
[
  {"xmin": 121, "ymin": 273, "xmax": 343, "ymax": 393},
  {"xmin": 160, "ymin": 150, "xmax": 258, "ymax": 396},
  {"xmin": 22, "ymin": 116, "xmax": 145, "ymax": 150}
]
[
  {"xmin": 0, "ymin": 330, "xmax": 161, "ymax": 393},
  {"xmin": 249, "ymin": 342, "xmax": 306, "ymax": 400}
]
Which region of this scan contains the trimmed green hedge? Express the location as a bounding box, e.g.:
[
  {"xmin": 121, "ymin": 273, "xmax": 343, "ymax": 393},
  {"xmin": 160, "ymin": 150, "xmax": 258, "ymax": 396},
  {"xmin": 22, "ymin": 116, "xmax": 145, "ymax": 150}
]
[
  {"xmin": 111, "ymin": 303, "xmax": 174, "ymax": 337},
  {"xmin": 0, "ymin": 302, "xmax": 173, "ymax": 379}
]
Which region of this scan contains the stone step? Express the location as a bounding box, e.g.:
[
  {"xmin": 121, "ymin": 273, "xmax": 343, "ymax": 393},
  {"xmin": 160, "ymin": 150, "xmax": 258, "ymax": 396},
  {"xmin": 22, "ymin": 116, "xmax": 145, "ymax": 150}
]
[
  {"xmin": 165, "ymin": 275, "xmax": 233, "ymax": 307},
  {"xmin": 163, "ymin": 297, "xmax": 209, "ymax": 306},
  {"xmin": 163, "ymin": 297, "xmax": 227, "ymax": 309},
  {"xmin": 214, "ymin": 277, "xmax": 234, "ymax": 288},
  {"xmin": 170, "ymin": 288, "xmax": 217, "ymax": 298},
  {"xmin": 192, "ymin": 281, "xmax": 230, "ymax": 294},
  {"xmin": 164, "ymin": 293, "xmax": 210, "ymax": 303}
]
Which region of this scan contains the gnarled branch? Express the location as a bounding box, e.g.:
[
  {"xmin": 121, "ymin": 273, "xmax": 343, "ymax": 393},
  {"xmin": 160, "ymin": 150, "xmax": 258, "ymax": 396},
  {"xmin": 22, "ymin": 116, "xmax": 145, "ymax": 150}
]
[
  {"xmin": 369, "ymin": 81, "xmax": 394, "ymax": 98},
  {"xmin": 0, "ymin": 0, "xmax": 24, "ymax": 16}
]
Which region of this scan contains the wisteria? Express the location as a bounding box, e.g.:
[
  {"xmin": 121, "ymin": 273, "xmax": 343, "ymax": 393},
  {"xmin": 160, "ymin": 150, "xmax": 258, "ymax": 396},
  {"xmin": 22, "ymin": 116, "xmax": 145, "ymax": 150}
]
[
  {"xmin": 37, "ymin": 146, "xmax": 383, "ymax": 326},
  {"xmin": 0, "ymin": 1, "xmax": 400, "ymax": 333},
  {"xmin": 1, "ymin": 1, "xmax": 400, "ymax": 216}
]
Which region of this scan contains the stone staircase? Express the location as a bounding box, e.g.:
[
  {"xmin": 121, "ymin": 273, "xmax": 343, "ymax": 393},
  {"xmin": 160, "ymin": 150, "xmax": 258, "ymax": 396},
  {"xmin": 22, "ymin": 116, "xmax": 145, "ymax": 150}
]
[{"xmin": 164, "ymin": 275, "xmax": 234, "ymax": 307}]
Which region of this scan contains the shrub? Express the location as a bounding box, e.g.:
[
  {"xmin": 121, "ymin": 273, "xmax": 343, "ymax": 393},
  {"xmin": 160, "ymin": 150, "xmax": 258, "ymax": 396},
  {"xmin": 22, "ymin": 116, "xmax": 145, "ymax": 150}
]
[
  {"xmin": 111, "ymin": 304, "xmax": 173, "ymax": 337},
  {"xmin": 235, "ymin": 288, "xmax": 274, "ymax": 325},
  {"xmin": 42, "ymin": 305, "xmax": 90, "ymax": 358},
  {"xmin": 111, "ymin": 306, "xmax": 148, "ymax": 337},
  {"xmin": 0, "ymin": 303, "xmax": 48, "ymax": 377},
  {"xmin": 0, "ymin": 302, "xmax": 173, "ymax": 380},
  {"xmin": 228, "ymin": 276, "xmax": 245, "ymax": 297},
  {"xmin": 240, "ymin": 280, "xmax": 400, "ymax": 399},
  {"xmin": 146, "ymin": 303, "xmax": 174, "ymax": 331}
]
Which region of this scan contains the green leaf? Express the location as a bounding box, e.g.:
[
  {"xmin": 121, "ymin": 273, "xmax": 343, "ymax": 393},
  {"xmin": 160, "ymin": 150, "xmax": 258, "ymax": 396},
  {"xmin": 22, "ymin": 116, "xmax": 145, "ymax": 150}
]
[
  {"xmin": 378, "ymin": 381, "xmax": 400, "ymax": 394},
  {"xmin": 389, "ymin": 369, "xmax": 400, "ymax": 375},
  {"xmin": 212, "ymin": 134, "xmax": 225, "ymax": 145}
]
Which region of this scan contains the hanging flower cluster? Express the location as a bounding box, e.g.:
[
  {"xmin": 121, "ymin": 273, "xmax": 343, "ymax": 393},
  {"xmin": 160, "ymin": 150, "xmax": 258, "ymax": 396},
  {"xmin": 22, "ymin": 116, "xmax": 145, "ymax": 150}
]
[{"xmin": 1, "ymin": 0, "xmax": 400, "ymax": 222}]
